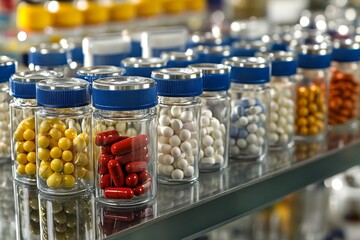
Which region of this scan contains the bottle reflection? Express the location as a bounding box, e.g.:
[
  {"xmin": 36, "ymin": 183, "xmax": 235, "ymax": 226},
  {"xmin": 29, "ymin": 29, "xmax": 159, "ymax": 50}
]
[
  {"xmin": 326, "ymin": 130, "xmax": 358, "ymax": 151},
  {"xmin": 96, "ymin": 201, "xmax": 156, "ymax": 239},
  {"xmin": 294, "ymin": 140, "xmax": 325, "ymax": 161},
  {"xmin": 39, "ymin": 191, "xmax": 95, "ymax": 240},
  {"xmin": 266, "ymin": 147, "xmax": 294, "ymax": 172},
  {"xmin": 199, "ymin": 169, "xmax": 230, "ymax": 197}
]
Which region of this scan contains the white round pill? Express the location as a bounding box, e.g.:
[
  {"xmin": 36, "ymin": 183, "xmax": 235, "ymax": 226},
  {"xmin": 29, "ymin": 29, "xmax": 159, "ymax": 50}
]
[
  {"xmin": 220, "ymin": 124, "xmax": 226, "ymax": 134},
  {"xmin": 279, "ymin": 134, "xmax": 289, "ymax": 144},
  {"xmin": 247, "ymin": 144, "xmax": 260, "ymax": 155},
  {"xmin": 170, "ymin": 106, "xmax": 182, "ymax": 117},
  {"xmin": 214, "ymin": 154, "xmax": 224, "ymax": 164},
  {"xmin": 213, "ymin": 139, "xmax": 223, "ymax": 148},
  {"xmin": 199, "ymin": 149, "xmax": 204, "ymax": 158},
  {"xmin": 158, "ymin": 153, "xmax": 164, "ymax": 164},
  {"xmin": 238, "ymin": 117, "xmax": 249, "ymax": 126},
  {"xmin": 247, "ymin": 123, "xmax": 258, "ymax": 133},
  {"xmin": 180, "ymin": 142, "xmax": 192, "ymax": 154},
  {"xmin": 211, "ymin": 129, "xmax": 222, "ymax": 139},
  {"xmin": 204, "ymin": 146, "xmax": 214, "ymax": 157},
  {"xmin": 184, "ymin": 166, "xmax": 194, "ymax": 177},
  {"xmin": 202, "ymin": 109, "xmax": 212, "ymax": 117},
  {"xmin": 188, "ymin": 139, "xmax": 198, "ymax": 148},
  {"xmin": 186, "ymin": 155, "xmax": 195, "ymax": 165},
  {"xmin": 268, "ymin": 133, "xmax": 279, "ymax": 143},
  {"xmin": 170, "ymin": 119, "xmax": 183, "ymax": 132},
  {"xmin": 171, "ymin": 146, "xmax": 182, "ymax": 157},
  {"xmin": 171, "ymin": 169, "xmax": 184, "ymax": 179},
  {"xmin": 256, "ymin": 127, "xmax": 266, "ymax": 137},
  {"xmin": 210, "ymin": 118, "xmax": 220, "ymax": 129},
  {"xmin": 236, "ymin": 138, "xmax": 247, "ymax": 148},
  {"xmin": 231, "ymin": 145, "xmax": 240, "ymax": 155},
  {"xmin": 183, "ymin": 122, "xmax": 195, "ymax": 131},
  {"xmin": 202, "ymin": 135, "xmax": 214, "ymax": 147},
  {"xmin": 201, "ymin": 116, "xmax": 210, "ymax": 127},
  {"xmin": 217, "ymin": 146, "xmax": 224, "ymax": 155},
  {"xmin": 179, "ymin": 129, "xmax": 191, "ymax": 141},
  {"xmin": 180, "ymin": 111, "xmax": 193, "ymax": 123},
  {"xmin": 169, "ymin": 135, "xmax": 181, "ymax": 147},
  {"xmin": 257, "ymin": 137, "xmax": 264, "ymax": 146},
  {"xmin": 163, "ymin": 154, "xmax": 174, "ymax": 165},
  {"xmin": 160, "ymin": 144, "xmax": 172, "ymax": 154},
  {"xmin": 177, "ymin": 159, "xmax": 188, "ymax": 170},
  {"xmin": 246, "ymin": 134, "xmax": 258, "ymax": 144},
  {"xmin": 159, "ymin": 136, "xmax": 169, "ymax": 144},
  {"xmin": 201, "ymin": 157, "xmax": 215, "ymax": 165},
  {"xmin": 269, "ymin": 122, "xmax": 277, "ymax": 131},
  {"xmin": 126, "ymin": 128, "xmax": 137, "ymax": 136},
  {"xmin": 161, "ymin": 126, "xmax": 174, "ymax": 138},
  {"xmin": 277, "ymin": 117, "xmax": 287, "ymax": 126},
  {"xmin": 163, "ymin": 165, "xmax": 174, "ymax": 176},
  {"xmin": 159, "ymin": 115, "xmax": 170, "ymax": 126}
]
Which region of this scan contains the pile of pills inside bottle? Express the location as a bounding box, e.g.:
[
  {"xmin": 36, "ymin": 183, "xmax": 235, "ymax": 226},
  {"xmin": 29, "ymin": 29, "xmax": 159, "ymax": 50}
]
[{"xmin": 152, "ymin": 68, "xmax": 202, "ymax": 183}]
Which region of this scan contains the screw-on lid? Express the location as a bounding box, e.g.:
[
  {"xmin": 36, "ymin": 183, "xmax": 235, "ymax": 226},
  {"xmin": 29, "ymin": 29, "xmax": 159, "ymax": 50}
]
[
  {"xmin": 223, "ymin": 57, "xmax": 270, "ymax": 84},
  {"xmin": 60, "ymin": 38, "xmax": 84, "ymax": 64},
  {"xmin": 189, "ymin": 63, "xmax": 230, "ymax": 91},
  {"xmin": 188, "ymin": 32, "xmax": 227, "ymax": 46},
  {"xmin": 36, "ymin": 78, "xmax": 90, "ymax": 108},
  {"xmin": 92, "ymin": 76, "xmax": 157, "ymax": 111},
  {"xmin": 232, "ymin": 40, "xmax": 270, "ymax": 57},
  {"xmin": 151, "ymin": 68, "xmax": 203, "ymax": 97},
  {"xmin": 297, "ymin": 43, "xmax": 332, "ymax": 69},
  {"xmin": 332, "ymin": 38, "xmax": 360, "ymax": 62},
  {"xmin": 161, "ymin": 51, "xmax": 198, "ymax": 67},
  {"xmin": 195, "ymin": 45, "xmax": 232, "ymax": 64},
  {"xmin": 121, "ymin": 57, "xmax": 167, "ymax": 77},
  {"xmin": 0, "ymin": 56, "xmax": 17, "ymax": 83},
  {"xmin": 10, "ymin": 70, "xmax": 63, "ymax": 99},
  {"xmin": 76, "ymin": 66, "xmax": 125, "ymax": 83},
  {"xmin": 256, "ymin": 51, "xmax": 298, "ymax": 76},
  {"xmin": 28, "ymin": 43, "xmax": 67, "ymax": 67}
]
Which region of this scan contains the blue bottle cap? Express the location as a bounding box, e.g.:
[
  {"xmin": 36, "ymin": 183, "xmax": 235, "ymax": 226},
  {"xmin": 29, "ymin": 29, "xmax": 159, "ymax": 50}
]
[
  {"xmin": 332, "ymin": 39, "xmax": 360, "ymax": 62},
  {"xmin": 76, "ymin": 66, "xmax": 125, "ymax": 83},
  {"xmin": 36, "ymin": 78, "xmax": 90, "ymax": 108},
  {"xmin": 11, "ymin": 70, "xmax": 62, "ymax": 99},
  {"xmin": 256, "ymin": 51, "xmax": 298, "ymax": 76},
  {"xmin": 195, "ymin": 45, "xmax": 232, "ymax": 64},
  {"xmin": 0, "ymin": 56, "xmax": 17, "ymax": 83},
  {"xmin": 28, "ymin": 43, "xmax": 67, "ymax": 68},
  {"xmin": 92, "ymin": 76, "xmax": 157, "ymax": 111},
  {"xmin": 223, "ymin": 57, "xmax": 270, "ymax": 84},
  {"xmin": 121, "ymin": 57, "xmax": 167, "ymax": 78},
  {"xmin": 60, "ymin": 38, "xmax": 84, "ymax": 64},
  {"xmin": 231, "ymin": 40, "xmax": 270, "ymax": 57},
  {"xmin": 189, "ymin": 63, "xmax": 230, "ymax": 91},
  {"xmin": 187, "ymin": 32, "xmax": 228, "ymax": 47},
  {"xmin": 151, "ymin": 68, "xmax": 203, "ymax": 97},
  {"xmin": 297, "ymin": 43, "xmax": 332, "ymax": 69},
  {"xmin": 161, "ymin": 51, "xmax": 198, "ymax": 67}
]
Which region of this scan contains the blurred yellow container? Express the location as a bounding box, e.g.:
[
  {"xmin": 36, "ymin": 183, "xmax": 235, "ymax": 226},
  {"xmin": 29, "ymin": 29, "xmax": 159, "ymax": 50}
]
[
  {"xmin": 77, "ymin": 1, "xmax": 109, "ymax": 25},
  {"xmin": 46, "ymin": 1, "xmax": 83, "ymax": 28},
  {"xmin": 162, "ymin": 0, "xmax": 185, "ymax": 14},
  {"xmin": 17, "ymin": 2, "xmax": 52, "ymax": 32},
  {"xmin": 109, "ymin": 1, "xmax": 136, "ymax": 21},
  {"xmin": 185, "ymin": 0, "xmax": 206, "ymax": 11},
  {"xmin": 136, "ymin": 0, "xmax": 162, "ymax": 17}
]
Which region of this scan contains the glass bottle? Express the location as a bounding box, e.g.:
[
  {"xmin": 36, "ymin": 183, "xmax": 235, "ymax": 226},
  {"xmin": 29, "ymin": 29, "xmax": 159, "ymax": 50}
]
[
  {"xmin": 76, "ymin": 65, "xmax": 125, "ymax": 86},
  {"xmin": 121, "ymin": 57, "xmax": 167, "ymax": 78},
  {"xmin": 194, "ymin": 45, "xmax": 232, "ymax": 64},
  {"xmin": 161, "ymin": 51, "xmax": 198, "ymax": 67}
]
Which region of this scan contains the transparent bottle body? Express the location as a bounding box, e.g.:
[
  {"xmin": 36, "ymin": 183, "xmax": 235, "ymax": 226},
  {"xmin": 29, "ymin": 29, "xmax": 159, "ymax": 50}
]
[
  {"xmin": 35, "ymin": 106, "xmax": 93, "ymax": 195},
  {"xmin": 10, "ymin": 98, "xmax": 38, "ymax": 184},
  {"xmin": 14, "ymin": 183, "xmax": 40, "ymax": 240},
  {"xmin": 328, "ymin": 61, "xmax": 360, "ymax": 130},
  {"xmin": 268, "ymin": 76, "xmax": 296, "ymax": 149},
  {"xmin": 0, "ymin": 82, "xmax": 12, "ymax": 161},
  {"xmin": 157, "ymin": 96, "xmax": 201, "ymax": 184},
  {"xmin": 199, "ymin": 91, "xmax": 230, "ymax": 171},
  {"xmin": 93, "ymin": 108, "xmax": 157, "ymax": 206},
  {"xmin": 39, "ymin": 192, "xmax": 95, "ymax": 240},
  {"xmin": 229, "ymin": 82, "xmax": 270, "ymax": 161},
  {"xmin": 295, "ymin": 68, "xmax": 328, "ymax": 140}
]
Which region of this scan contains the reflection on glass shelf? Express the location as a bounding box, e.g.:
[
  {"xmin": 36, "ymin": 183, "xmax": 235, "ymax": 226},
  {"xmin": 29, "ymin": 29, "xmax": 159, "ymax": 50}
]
[{"xmin": 0, "ymin": 130, "xmax": 360, "ymax": 239}]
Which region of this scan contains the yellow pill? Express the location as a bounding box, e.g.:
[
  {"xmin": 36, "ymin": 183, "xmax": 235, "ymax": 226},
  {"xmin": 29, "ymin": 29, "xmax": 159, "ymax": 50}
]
[
  {"xmin": 74, "ymin": 152, "xmax": 88, "ymax": 166},
  {"xmin": 40, "ymin": 161, "xmax": 50, "ymax": 167},
  {"xmin": 50, "ymin": 158, "xmax": 64, "ymax": 172},
  {"xmin": 78, "ymin": 133, "xmax": 90, "ymax": 145},
  {"xmin": 49, "ymin": 139, "xmax": 58, "ymax": 148},
  {"xmin": 75, "ymin": 166, "xmax": 87, "ymax": 178},
  {"xmin": 25, "ymin": 163, "xmax": 36, "ymax": 175},
  {"xmin": 309, "ymin": 125, "xmax": 319, "ymax": 135},
  {"xmin": 64, "ymin": 128, "xmax": 77, "ymax": 140},
  {"xmin": 24, "ymin": 141, "xmax": 36, "ymax": 152},
  {"xmin": 50, "ymin": 147, "xmax": 62, "ymax": 159},
  {"xmin": 17, "ymin": 153, "xmax": 28, "ymax": 164},
  {"xmin": 297, "ymin": 98, "xmax": 308, "ymax": 107},
  {"xmin": 308, "ymin": 103, "xmax": 318, "ymax": 113},
  {"xmin": 17, "ymin": 164, "xmax": 26, "ymax": 175},
  {"xmin": 38, "ymin": 148, "xmax": 50, "ymax": 161},
  {"xmin": 315, "ymin": 112, "xmax": 324, "ymax": 120},
  {"xmin": 22, "ymin": 117, "xmax": 35, "ymax": 130},
  {"xmin": 308, "ymin": 115, "xmax": 316, "ymax": 125},
  {"xmin": 299, "ymin": 127, "xmax": 308, "ymax": 135},
  {"xmin": 61, "ymin": 150, "xmax": 73, "ymax": 162},
  {"xmin": 16, "ymin": 141, "xmax": 25, "ymax": 153},
  {"xmin": 62, "ymin": 175, "xmax": 75, "ymax": 188},
  {"xmin": 63, "ymin": 162, "xmax": 75, "ymax": 174},
  {"xmin": 14, "ymin": 129, "xmax": 24, "ymax": 141},
  {"xmin": 298, "ymin": 87, "xmax": 309, "ymax": 98},
  {"xmin": 73, "ymin": 137, "xmax": 86, "ymax": 152},
  {"xmin": 49, "ymin": 128, "xmax": 62, "ymax": 141},
  {"xmin": 47, "ymin": 172, "xmax": 62, "ymax": 188},
  {"xmin": 53, "ymin": 123, "xmax": 66, "ymax": 132},
  {"xmin": 83, "ymin": 171, "xmax": 93, "ymax": 181},
  {"xmin": 39, "ymin": 164, "xmax": 53, "ymax": 179},
  {"xmin": 27, "ymin": 152, "xmax": 36, "ymax": 163},
  {"xmin": 297, "ymin": 117, "xmax": 308, "ymax": 127},
  {"xmin": 316, "ymin": 121, "xmax": 324, "ymax": 131},
  {"xmin": 38, "ymin": 135, "xmax": 50, "ymax": 148},
  {"xmin": 23, "ymin": 129, "xmax": 35, "ymax": 141},
  {"xmin": 298, "ymin": 107, "xmax": 309, "ymax": 117},
  {"xmin": 58, "ymin": 137, "xmax": 72, "ymax": 150},
  {"xmin": 39, "ymin": 121, "xmax": 51, "ymax": 133}
]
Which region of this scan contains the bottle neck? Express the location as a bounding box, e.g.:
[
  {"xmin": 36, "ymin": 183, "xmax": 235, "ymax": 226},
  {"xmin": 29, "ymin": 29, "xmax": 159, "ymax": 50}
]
[
  {"xmin": 331, "ymin": 61, "xmax": 359, "ymax": 74},
  {"xmin": 230, "ymin": 82, "xmax": 269, "ymax": 91},
  {"xmin": 94, "ymin": 108, "xmax": 156, "ymax": 120},
  {"xmin": 158, "ymin": 96, "xmax": 200, "ymax": 105},
  {"xmin": 13, "ymin": 97, "xmax": 37, "ymax": 107},
  {"xmin": 40, "ymin": 105, "xmax": 92, "ymax": 116}
]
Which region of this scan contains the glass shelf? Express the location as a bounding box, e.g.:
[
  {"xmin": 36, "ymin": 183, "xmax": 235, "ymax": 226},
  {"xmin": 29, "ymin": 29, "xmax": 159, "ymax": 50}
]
[{"xmin": 1, "ymin": 130, "xmax": 360, "ymax": 240}]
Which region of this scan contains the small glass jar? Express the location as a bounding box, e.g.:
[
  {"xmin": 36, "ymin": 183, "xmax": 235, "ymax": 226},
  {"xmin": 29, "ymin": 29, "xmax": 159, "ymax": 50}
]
[
  {"xmin": 28, "ymin": 43, "xmax": 68, "ymax": 73},
  {"xmin": 223, "ymin": 57, "xmax": 270, "ymax": 161},
  {"xmin": 256, "ymin": 51, "xmax": 297, "ymax": 149},
  {"xmin": 328, "ymin": 39, "xmax": 360, "ymax": 129},
  {"xmin": 39, "ymin": 191, "xmax": 95, "ymax": 240},
  {"xmin": 60, "ymin": 37, "xmax": 84, "ymax": 77},
  {"xmin": 295, "ymin": 43, "xmax": 331, "ymax": 140},
  {"xmin": 35, "ymin": 78, "xmax": 92, "ymax": 195},
  {"xmin": 121, "ymin": 57, "xmax": 167, "ymax": 78},
  {"xmin": 231, "ymin": 40, "xmax": 270, "ymax": 57},
  {"xmin": 14, "ymin": 182, "xmax": 40, "ymax": 239},
  {"xmin": 161, "ymin": 51, "xmax": 198, "ymax": 67},
  {"xmin": 189, "ymin": 63, "xmax": 231, "ymax": 171},
  {"xmin": 76, "ymin": 66, "xmax": 125, "ymax": 86},
  {"xmin": 0, "ymin": 56, "xmax": 17, "ymax": 162},
  {"xmin": 92, "ymin": 76, "xmax": 157, "ymax": 206},
  {"xmin": 194, "ymin": 45, "xmax": 232, "ymax": 64},
  {"xmin": 10, "ymin": 70, "xmax": 62, "ymax": 184},
  {"xmin": 151, "ymin": 68, "xmax": 202, "ymax": 184},
  {"xmin": 187, "ymin": 32, "xmax": 228, "ymax": 48}
]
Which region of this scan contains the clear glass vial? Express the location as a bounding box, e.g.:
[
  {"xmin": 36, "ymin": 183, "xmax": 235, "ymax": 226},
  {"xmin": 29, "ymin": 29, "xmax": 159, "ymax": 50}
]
[
  {"xmin": 295, "ymin": 43, "xmax": 331, "ymax": 140},
  {"xmin": 76, "ymin": 65, "xmax": 125, "ymax": 85},
  {"xmin": 223, "ymin": 57, "xmax": 270, "ymax": 161},
  {"xmin": 39, "ymin": 191, "xmax": 95, "ymax": 240},
  {"xmin": 328, "ymin": 39, "xmax": 360, "ymax": 130},
  {"xmin": 35, "ymin": 78, "xmax": 92, "ymax": 195},
  {"xmin": 151, "ymin": 68, "xmax": 203, "ymax": 184},
  {"xmin": 10, "ymin": 70, "xmax": 62, "ymax": 184},
  {"xmin": 231, "ymin": 40, "xmax": 270, "ymax": 57},
  {"xmin": 121, "ymin": 57, "xmax": 167, "ymax": 78},
  {"xmin": 161, "ymin": 51, "xmax": 198, "ymax": 68},
  {"xmin": 28, "ymin": 43, "xmax": 68, "ymax": 73},
  {"xmin": 189, "ymin": 63, "xmax": 231, "ymax": 171},
  {"xmin": 92, "ymin": 76, "xmax": 158, "ymax": 206},
  {"xmin": 256, "ymin": 51, "xmax": 297, "ymax": 149},
  {"xmin": 0, "ymin": 56, "xmax": 17, "ymax": 162}
]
